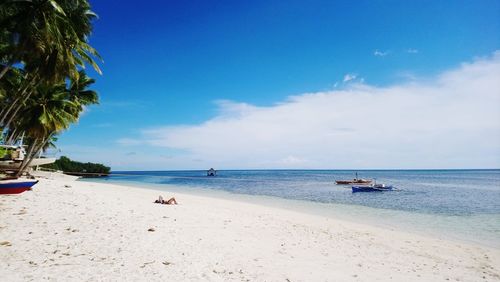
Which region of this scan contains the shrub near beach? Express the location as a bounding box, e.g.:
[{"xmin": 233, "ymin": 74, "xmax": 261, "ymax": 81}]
[{"xmin": 42, "ymin": 156, "xmax": 110, "ymax": 177}]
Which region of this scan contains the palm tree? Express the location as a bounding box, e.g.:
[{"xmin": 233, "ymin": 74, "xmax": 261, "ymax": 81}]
[
  {"xmin": 0, "ymin": 0, "xmax": 102, "ymax": 175},
  {"xmin": 0, "ymin": 0, "xmax": 66, "ymax": 80},
  {"xmin": 0, "ymin": 0, "xmax": 102, "ymax": 131},
  {"xmin": 14, "ymin": 70, "xmax": 99, "ymax": 176},
  {"xmin": 68, "ymin": 70, "xmax": 99, "ymax": 117},
  {"xmin": 0, "ymin": 67, "xmax": 20, "ymax": 116},
  {"xmin": 0, "ymin": 66, "xmax": 25, "ymax": 132},
  {"xmin": 0, "ymin": 0, "xmax": 101, "ymax": 81},
  {"xmin": 15, "ymin": 81, "xmax": 79, "ymax": 176}
]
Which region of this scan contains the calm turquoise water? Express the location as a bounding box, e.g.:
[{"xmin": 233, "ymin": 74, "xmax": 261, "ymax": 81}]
[
  {"xmin": 86, "ymin": 169, "xmax": 500, "ymax": 247},
  {"xmin": 101, "ymin": 170, "xmax": 500, "ymax": 215}
]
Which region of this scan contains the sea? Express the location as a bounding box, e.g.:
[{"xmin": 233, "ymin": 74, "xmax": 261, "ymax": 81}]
[{"xmin": 84, "ymin": 169, "xmax": 500, "ymax": 248}]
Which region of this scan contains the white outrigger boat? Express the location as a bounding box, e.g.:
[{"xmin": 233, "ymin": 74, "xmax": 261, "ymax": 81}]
[{"xmin": 0, "ymin": 145, "xmax": 56, "ymax": 170}]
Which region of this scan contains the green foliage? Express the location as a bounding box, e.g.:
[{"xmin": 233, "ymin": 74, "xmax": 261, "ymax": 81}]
[
  {"xmin": 0, "ymin": 0, "xmax": 102, "ymax": 176},
  {"xmin": 42, "ymin": 156, "xmax": 110, "ymax": 175},
  {"xmin": 0, "ymin": 0, "xmax": 102, "ymax": 82},
  {"xmin": 1, "ymin": 0, "xmax": 101, "ymax": 143},
  {"xmin": 0, "ymin": 146, "xmax": 7, "ymax": 158}
]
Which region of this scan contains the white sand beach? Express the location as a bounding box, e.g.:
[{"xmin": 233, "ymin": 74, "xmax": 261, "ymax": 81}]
[{"xmin": 1, "ymin": 178, "xmax": 499, "ymax": 281}]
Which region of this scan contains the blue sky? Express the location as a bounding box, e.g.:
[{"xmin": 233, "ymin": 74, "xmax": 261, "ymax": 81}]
[{"xmin": 57, "ymin": 0, "xmax": 500, "ymax": 170}]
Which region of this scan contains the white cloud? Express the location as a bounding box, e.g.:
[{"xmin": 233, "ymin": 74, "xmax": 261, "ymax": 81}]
[
  {"xmin": 407, "ymin": 48, "xmax": 419, "ymax": 54},
  {"xmin": 374, "ymin": 50, "xmax": 389, "ymax": 57},
  {"xmin": 396, "ymin": 71, "xmax": 418, "ymax": 81},
  {"xmin": 343, "ymin": 73, "xmax": 357, "ymax": 82},
  {"xmin": 117, "ymin": 51, "xmax": 500, "ymax": 169}
]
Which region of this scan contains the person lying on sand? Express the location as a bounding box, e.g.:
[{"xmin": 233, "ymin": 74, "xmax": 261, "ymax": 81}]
[{"xmin": 154, "ymin": 195, "xmax": 178, "ymax": 205}]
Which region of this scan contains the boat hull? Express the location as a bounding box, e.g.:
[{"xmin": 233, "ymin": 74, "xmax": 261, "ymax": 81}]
[
  {"xmin": 0, "ymin": 158, "xmax": 56, "ymax": 170},
  {"xmin": 0, "ymin": 180, "xmax": 39, "ymax": 194},
  {"xmin": 352, "ymin": 185, "xmax": 393, "ymax": 193}
]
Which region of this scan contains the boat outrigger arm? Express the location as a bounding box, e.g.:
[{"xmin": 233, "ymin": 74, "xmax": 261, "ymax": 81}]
[{"xmin": 0, "ymin": 145, "xmax": 56, "ymax": 170}]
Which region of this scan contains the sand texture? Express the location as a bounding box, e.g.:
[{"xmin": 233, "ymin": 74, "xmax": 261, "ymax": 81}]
[{"xmin": 1, "ymin": 179, "xmax": 499, "ymax": 281}]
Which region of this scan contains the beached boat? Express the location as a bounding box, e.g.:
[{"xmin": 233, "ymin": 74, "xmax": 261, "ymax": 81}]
[
  {"xmin": 0, "ymin": 158, "xmax": 57, "ymax": 170},
  {"xmin": 0, "ymin": 179, "xmax": 39, "ymax": 194},
  {"xmin": 0, "ymin": 145, "xmax": 56, "ymax": 171},
  {"xmin": 335, "ymin": 172, "xmax": 372, "ymax": 185},
  {"xmin": 352, "ymin": 183, "xmax": 393, "ymax": 193}
]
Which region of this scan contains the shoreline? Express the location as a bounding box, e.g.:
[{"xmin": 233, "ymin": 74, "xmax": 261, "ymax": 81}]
[
  {"xmin": 86, "ymin": 177, "xmax": 500, "ymax": 250},
  {"xmin": 1, "ymin": 178, "xmax": 499, "ymax": 281}
]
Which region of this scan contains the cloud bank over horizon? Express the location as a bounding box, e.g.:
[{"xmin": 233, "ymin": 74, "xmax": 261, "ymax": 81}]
[{"xmin": 110, "ymin": 52, "xmax": 500, "ymax": 170}]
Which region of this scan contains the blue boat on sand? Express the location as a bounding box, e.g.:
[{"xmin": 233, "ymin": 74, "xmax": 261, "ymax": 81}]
[
  {"xmin": 0, "ymin": 179, "xmax": 39, "ymax": 194},
  {"xmin": 352, "ymin": 183, "xmax": 394, "ymax": 193}
]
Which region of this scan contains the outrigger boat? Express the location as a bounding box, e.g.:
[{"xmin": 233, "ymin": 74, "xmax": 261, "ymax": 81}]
[
  {"xmin": 335, "ymin": 172, "xmax": 372, "ymax": 185},
  {"xmin": 0, "ymin": 144, "xmax": 55, "ymax": 170},
  {"xmin": 352, "ymin": 183, "xmax": 394, "ymax": 193},
  {"xmin": 207, "ymin": 168, "xmax": 217, "ymax": 176},
  {"xmin": 0, "ymin": 178, "xmax": 39, "ymax": 194}
]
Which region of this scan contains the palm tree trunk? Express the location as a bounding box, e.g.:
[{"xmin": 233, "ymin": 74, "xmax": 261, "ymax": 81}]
[
  {"xmin": 0, "ymin": 90, "xmax": 26, "ymax": 124},
  {"xmin": 0, "ymin": 63, "xmax": 11, "ymax": 80},
  {"xmin": 5, "ymin": 127, "xmax": 18, "ymax": 144},
  {"xmin": 38, "ymin": 134, "xmax": 53, "ymax": 153},
  {"xmin": 0, "ymin": 66, "xmax": 9, "ymax": 80},
  {"xmin": 3, "ymin": 89, "xmax": 34, "ymax": 129},
  {"xmin": 0, "ymin": 75, "xmax": 37, "ymax": 125},
  {"xmin": 4, "ymin": 130, "xmax": 22, "ymax": 146},
  {"xmin": 15, "ymin": 138, "xmax": 39, "ymax": 177},
  {"xmin": 16, "ymin": 134, "xmax": 54, "ymax": 176}
]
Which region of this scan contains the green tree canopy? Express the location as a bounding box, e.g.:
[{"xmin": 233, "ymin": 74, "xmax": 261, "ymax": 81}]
[{"xmin": 43, "ymin": 156, "xmax": 111, "ymax": 176}]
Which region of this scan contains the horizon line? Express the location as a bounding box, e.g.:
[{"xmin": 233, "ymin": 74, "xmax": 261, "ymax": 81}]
[{"xmin": 110, "ymin": 168, "xmax": 500, "ymax": 172}]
